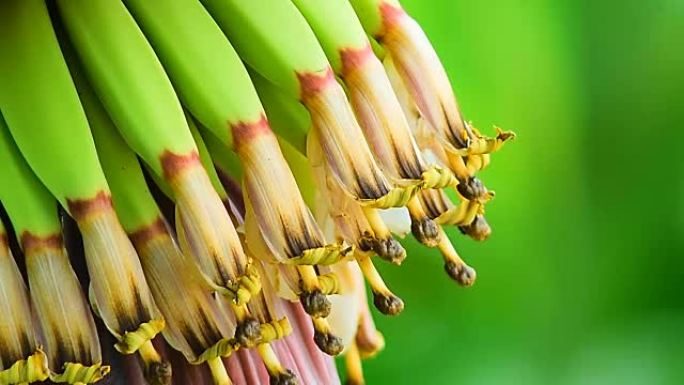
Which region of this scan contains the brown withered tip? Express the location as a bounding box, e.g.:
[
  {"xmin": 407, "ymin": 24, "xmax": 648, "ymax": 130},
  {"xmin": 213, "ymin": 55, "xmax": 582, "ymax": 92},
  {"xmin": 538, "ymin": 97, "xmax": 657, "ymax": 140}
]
[
  {"xmin": 314, "ymin": 330, "xmax": 344, "ymax": 356},
  {"xmin": 358, "ymin": 234, "xmax": 375, "ymax": 252},
  {"xmin": 371, "ymin": 237, "xmax": 406, "ymax": 265},
  {"xmin": 234, "ymin": 317, "xmax": 262, "ymax": 347},
  {"xmin": 456, "ymin": 176, "xmax": 487, "ymax": 201},
  {"xmin": 411, "ymin": 217, "xmax": 440, "ymax": 247},
  {"xmin": 459, "ymin": 214, "xmax": 491, "ymax": 241},
  {"xmin": 300, "ymin": 290, "xmax": 332, "ymax": 318},
  {"xmin": 270, "ymin": 370, "xmax": 299, "ymax": 385},
  {"xmin": 145, "ymin": 360, "xmax": 172, "ymax": 385},
  {"xmin": 444, "ymin": 261, "xmax": 477, "ymax": 287},
  {"xmin": 372, "ymin": 292, "xmax": 404, "ymax": 316}
]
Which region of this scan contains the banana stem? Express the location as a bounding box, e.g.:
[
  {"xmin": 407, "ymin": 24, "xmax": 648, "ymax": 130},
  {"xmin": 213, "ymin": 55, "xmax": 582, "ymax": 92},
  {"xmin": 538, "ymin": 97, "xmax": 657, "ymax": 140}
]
[
  {"xmin": 344, "ymin": 342, "xmax": 365, "ymax": 385},
  {"xmin": 437, "ymin": 227, "xmax": 476, "ymax": 287},
  {"xmin": 357, "ymin": 256, "xmax": 404, "ymax": 316},
  {"xmin": 296, "ymin": 265, "xmax": 331, "ymax": 318},
  {"xmin": 138, "ymin": 340, "xmax": 171, "ymax": 385},
  {"xmin": 138, "ymin": 340, "xmax": 161, "ymax": 366},
  {"xmin": 311, "ymin": 317, "xmax": 343, "ymax": 356},
  {"xmin": 361, "ymin": 207, "xmax": 406, "ymax": 264},
  {"xmin": 256, "ymin": 343, "xmax": 284, "ymax": 376},
  {"xmin": 406, "ymin": 196, "xmax": 440, "ymax": 247},
  {"xmin": 207, "ymin": 357, "xmax": 232, "ymax": 385}
]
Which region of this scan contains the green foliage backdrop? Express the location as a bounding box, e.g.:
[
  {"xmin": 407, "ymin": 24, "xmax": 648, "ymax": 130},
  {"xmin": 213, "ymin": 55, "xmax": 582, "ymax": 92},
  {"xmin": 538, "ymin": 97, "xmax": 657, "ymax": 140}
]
[{"xmin": 361, "ymin": 0, "xmax": 684, "ymax": 383}]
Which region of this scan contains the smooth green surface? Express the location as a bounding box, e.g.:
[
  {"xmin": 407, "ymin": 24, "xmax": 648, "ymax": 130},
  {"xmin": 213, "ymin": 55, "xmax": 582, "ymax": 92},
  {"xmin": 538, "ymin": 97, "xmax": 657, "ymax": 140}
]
[
  {"xmin": 202, "ymin": 0, "xmax": 331, "ymax": 97},
  {"xmin": 0, "ymin": 114, "xmax": 60, "ymax": 237},
  {"xmin": 292, "ymin": 0, "xmax": 369, "ymax": 72},
  {"xmin": 75, "ymin": 62, "xmax": 161, "ymax": 233},
  {"xmin": 57, "ymin": 0, "xmax": 196, "ymax": 175},
  {"xmin": 361, "ymin": 1, "xmax": 684, "ymax": 384},
  {"xmin": 124, "ymin": 0, "xmax": 264, "ymax": 147},
  {"xmin": 0, "ymin": 0, "xmax": 108, "ymax": 206}
]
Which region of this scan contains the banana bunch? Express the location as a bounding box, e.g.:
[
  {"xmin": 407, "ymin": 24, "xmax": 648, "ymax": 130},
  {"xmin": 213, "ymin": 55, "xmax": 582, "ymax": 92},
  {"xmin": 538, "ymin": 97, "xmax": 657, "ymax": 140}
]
[{"xmin": 0, "ymin": 0, "xmax": 513, "ymax": 384}]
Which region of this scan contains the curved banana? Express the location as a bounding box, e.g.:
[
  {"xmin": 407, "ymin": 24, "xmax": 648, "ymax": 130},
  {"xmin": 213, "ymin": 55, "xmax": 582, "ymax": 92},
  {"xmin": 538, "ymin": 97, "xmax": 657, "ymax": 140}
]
[
  {"xmin": 291, "ymin": 0, "xmax": 455, "ymax": 246},
  {"xmin": 124, "ymin": 0, "xmax": 350, "ymax": 268},
  {"xmin": 250, "ymin": 69, "xmax": 408, "ymax": 265},
  {"xmin": 351, "ymin": 0, "xmax": 515, "ymax": 201},
  {"xmin": 0, "ymin": 113, "xmax": 108, "ymax": 385},
  {"xmin": 55, "ymin": 0, "xmax": 255, "ymax": 305},
  {"xmin": 202, "ymin": 0, "xmax": 415, "ymax": 210},
  {"xmin": 0, "ymin": 0, "xmax": 165, "ymax": 372},
  {"xmin": 81, "ymin": 73, "xmax": 245, "ymax": 385}
]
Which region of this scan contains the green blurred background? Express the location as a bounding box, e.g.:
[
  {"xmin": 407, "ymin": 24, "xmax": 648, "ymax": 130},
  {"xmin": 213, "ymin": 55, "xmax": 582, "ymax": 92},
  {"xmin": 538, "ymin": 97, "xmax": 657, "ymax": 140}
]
[{"xmin": 361, "ymin": 0, "xmax": 684, "ymax": 384}]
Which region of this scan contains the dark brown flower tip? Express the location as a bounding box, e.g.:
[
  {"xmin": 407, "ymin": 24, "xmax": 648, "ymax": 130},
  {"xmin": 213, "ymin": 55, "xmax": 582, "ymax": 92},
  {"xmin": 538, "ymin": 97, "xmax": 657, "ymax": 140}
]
[
  {"xmin": 372, "ymin": 292, "xmax": 405, "ymax": 316},
  {"xmin": 444, "ymin": 261, "xmax": 477, "ymax": 287},
  {"xmin": 270, "ymin": 370, "xmax": 299, "ymax": 385},
  {"xmin": 410, "ymin": 217, "xmax": 440, "ymax": 247},
  {"xmin": 144, "ymin": 359, "xmax": 172, "ymax": 385},
  {"xmin": 459, "ymin": 214, "xmax": 492, "ymax": 241},
  {"xmin": 234, "ymin": 317, "xmax": 262, "ymax": 347},
  {"xmin": 365, "ymin": 236, "xmax": 406, "ymax": 265},
  {"xmin": 456, "ymin": 176, "xmax": 488, "ymax": 201},
  {"xmin": 314, "ymin": 330, "xmax": 344, "ymax": 356},
  {"xmin": 300, "ymin": 289, "xmax": 332, "ymax": 318}
]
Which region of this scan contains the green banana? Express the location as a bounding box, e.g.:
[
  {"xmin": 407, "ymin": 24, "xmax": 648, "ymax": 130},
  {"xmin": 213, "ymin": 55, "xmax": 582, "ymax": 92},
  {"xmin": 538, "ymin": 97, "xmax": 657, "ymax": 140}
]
[
  {"xmin": 124, "ymin": 0, "xmax": 351, "ymax": 269},
  {"xmin": 291, "ymin": 0, "xmax": 458, "ymax": 246},
  {"xmin": 350, "ymin": 0, "xmax": 515, "ymax": 201},
  {"xmin": 202, "ymin": 0, "xmax": 415, "ymax": 210},
  {"xmin": 291, "ymin": 0, "xmax": 452, "ymax": 188},
  {"xmin": 0, "ymin": 0, "xmax": 165, "ymax": 366},
  {"xmin": 0, "ymin": 113, "xmax": 108, "ymax": 385},
  {"xmin": 55, "ymin": 0, "xmax": 256, "ymax": 305},
  {"xmin": 249, "ymin": 71, "xmax": 409, "ymax": 315},
  {"xmin": 203, "ymin": 126, "xmax": 347, "ymax": 356},
  {"xmin": 80, "ymin": 73, "xmax": 243, "ymax": 384},
  {"xmin": 250, "ymin": 69, "xmax": 408, "ymax": 264}
]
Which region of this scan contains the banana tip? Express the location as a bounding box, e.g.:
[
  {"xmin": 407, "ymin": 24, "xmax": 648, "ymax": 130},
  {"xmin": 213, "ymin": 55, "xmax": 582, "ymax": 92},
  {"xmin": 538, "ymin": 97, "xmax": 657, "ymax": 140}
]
[
  {"xmin": 300, "ymin": 290, "xmax": 332, "ymax": 318},
  {"xmin": 145, "ymin": 360, "xmax": 172, "ymax": 385},
  {"xmin": 456, "ymin": 177, "xmax": 487, "ymax": 201},
  {"xmin": 234, "ymin": 317, "xmax": 262, "ymax": 347},
  {"xmin": 459, "ymin": 215, "xmax": 491, "ymax": 241},
  {"xmin": 372, "ymin": 292, "xmax": 405, "ymax": 316},
  {"xmin": 444, "ymin": 262, "xmax": 477, "ymax": 287},
  {"xmin": 313, "ymin": 330, "xmax": 344, "ymax": 356},
  {"xmin": 411, "ymin": 218, "xmax": 440, "ymax": 247},
  {"xmin": 271, "ymin": 370, "xmax": 299, "ymax": 385}
]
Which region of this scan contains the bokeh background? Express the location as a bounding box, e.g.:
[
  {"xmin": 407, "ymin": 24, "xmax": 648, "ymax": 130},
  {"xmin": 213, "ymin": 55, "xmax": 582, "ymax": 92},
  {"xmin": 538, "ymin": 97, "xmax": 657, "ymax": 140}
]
[{"xmin": 361, "ymin": 0, "xmax": 684, "ymax": 384}]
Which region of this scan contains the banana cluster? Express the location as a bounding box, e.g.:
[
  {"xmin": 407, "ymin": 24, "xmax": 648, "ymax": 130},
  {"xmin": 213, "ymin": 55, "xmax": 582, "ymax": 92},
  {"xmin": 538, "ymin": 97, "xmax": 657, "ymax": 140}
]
[{"xmin": 0, "ymin": 0, "xmax": 513, "ymax": 385}]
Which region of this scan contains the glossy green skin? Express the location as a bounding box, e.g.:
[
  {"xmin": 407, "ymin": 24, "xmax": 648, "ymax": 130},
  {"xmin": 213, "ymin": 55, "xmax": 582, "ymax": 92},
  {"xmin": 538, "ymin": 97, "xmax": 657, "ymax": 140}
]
[
  {"xmin": 0, "ymin": 0, "xmax": 109, "ymax": 207},
  {"xmin": 71, "ymin": 60, "xmax": 160, "ymax": 233},
  {"xmin": 349, "ymin": 0, "xmax": 401, "ymax": 37},
  {"xmin": 291, "ymin": 0, "xmax": 370, "ymax": 72},
  {"xmin": 249, "ymin": 69, "xmax": 311, "ymax": 154},
  {"xmin": 124, "ymin": 0, "xmax": 264, "ymax": 148},
  {"xmin": 201, "ymin": 0, "xmax": 330, "ymax": 99},
  {"xmin": 56, "ymin": 0, "xmax": 196, "ymax": 175},
  {"xmin": 0, "ymin": 114, "xmax": 60, "ymax": 237}
]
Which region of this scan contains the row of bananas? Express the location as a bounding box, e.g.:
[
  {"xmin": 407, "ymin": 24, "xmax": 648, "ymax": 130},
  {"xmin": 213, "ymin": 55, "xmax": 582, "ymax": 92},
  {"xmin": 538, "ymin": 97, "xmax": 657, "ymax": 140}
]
[{"xmin": 0, "ymin": 0, "xmax": 514, "ymax": 384}]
